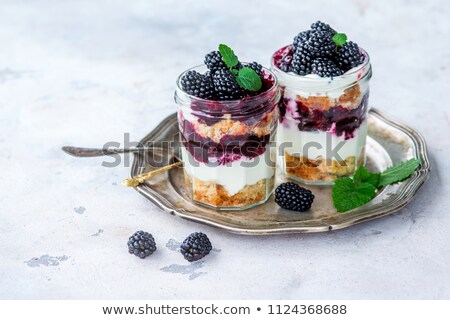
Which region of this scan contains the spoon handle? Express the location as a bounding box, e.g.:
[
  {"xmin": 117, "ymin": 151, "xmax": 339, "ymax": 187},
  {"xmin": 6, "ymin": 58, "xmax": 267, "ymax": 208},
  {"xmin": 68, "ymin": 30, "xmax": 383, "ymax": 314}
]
[
  {"xmin": 122, "ymin": 162, "xmax": 183, "ymax": 187},
  {"xmin": 62, "ymin": 146, "xmax": 163, "ymax": 157}
]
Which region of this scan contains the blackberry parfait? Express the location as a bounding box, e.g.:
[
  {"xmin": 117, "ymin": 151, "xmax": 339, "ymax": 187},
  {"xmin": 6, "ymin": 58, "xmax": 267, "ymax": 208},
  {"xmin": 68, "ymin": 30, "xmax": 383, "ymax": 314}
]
[
  {"xmin": 175, "ymin": 45, "xmax": 280, "ymax": 210},
  {"xmin": 271, "ymin": 21, "xmax": 372, "ymax": 184}
]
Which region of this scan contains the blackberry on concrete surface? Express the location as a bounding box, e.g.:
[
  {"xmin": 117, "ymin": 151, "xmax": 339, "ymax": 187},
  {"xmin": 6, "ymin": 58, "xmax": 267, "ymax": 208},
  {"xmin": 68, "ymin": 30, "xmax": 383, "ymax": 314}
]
[
  {"xmin": 336, "ymin": 41, "xmax": 365, "ymax": 72},
  {"xmin": 180, "ymin": 232, "xmax": 212, "ymax": 262},
  {"xmin": 305, "ymin": 31, "xmax": 336, "ymax": 58},
  {"xmin": 311, "ymin": 20, "xmax": 336, "ymax": 35},
  {"xmin": 311, "ymin": 57, "xmax": 342, "ymax": 77},
  {"xmin": 289, "ymin": 47, "xmax": 313, "ymax": 75},
  {"xmin": 204, "ymin": 51, "xmax": 227, "ymax": 73},
  {"xmin": 212, "ymin": 69, "xmax": 243, "ymax": 100},
  {"xmin": 181, "ymin": 70, "xmax": 215, "ymax": 99},
  {"xmin": 275, "ymin": 182, "xmax": 314, "ymax": 212},
  {"xmin": 127, "ymin": 230, "xmax": 157, "ymax": 259}
]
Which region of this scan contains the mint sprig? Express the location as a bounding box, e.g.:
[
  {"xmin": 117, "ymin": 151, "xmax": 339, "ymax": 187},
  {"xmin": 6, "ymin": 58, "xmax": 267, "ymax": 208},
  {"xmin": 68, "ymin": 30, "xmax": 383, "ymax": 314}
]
[
  {"xmin": 217, "ymin": 44, "xmax": 262, "ymax": 92},
  {"xmin": 236, "ymin": 67, "xmax": 262, "ymax": 92},
  {"xmin": 218, "ymin": 44, "xmax": 239, "ymax": 68},
  {"xmin": 332, "ymin": 33, "xmax": 347, "ymax": 47},
  {"xmin": 333, "ymin": 178, "xmax": 376, "ymax": 213},
  {"xmin": 353, "ymin": 166, "xmax": 380, "ymax": 186},
  {"xmin": 332, "ymin": 159, "xmax": 421, "ymax": 212},
  {"xmin": 379, "ymin": 159, "xmax": 421, "ymax": 187}
]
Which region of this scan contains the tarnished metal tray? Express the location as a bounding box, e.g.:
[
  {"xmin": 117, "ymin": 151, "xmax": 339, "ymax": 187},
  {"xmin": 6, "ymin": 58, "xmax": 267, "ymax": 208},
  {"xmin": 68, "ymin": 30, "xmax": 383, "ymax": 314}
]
[{"xmin": 131, "ymin": 108, "xmax": 430, "ymax": 235}]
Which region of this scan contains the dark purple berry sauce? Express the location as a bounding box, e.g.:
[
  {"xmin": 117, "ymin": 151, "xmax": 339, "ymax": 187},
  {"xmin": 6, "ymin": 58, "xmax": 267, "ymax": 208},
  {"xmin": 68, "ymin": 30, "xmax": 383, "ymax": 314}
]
[
  {"xmin": 180, "ymin": 120, "xmax": 270, "ymax": 164},
  {"xmin": 279, "ymin": 93, "xmax": 369, "ymax": 140},
  {"xmin": 272, "ymin": 46, "xmax": 294, "ymax": 71}
]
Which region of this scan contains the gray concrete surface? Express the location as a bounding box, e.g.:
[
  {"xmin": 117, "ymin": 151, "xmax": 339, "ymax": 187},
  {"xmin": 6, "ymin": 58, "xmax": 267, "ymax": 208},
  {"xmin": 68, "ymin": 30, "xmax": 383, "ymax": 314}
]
[{"xmin": 0, "ymin": 0, "xmax": 449, "ymax": 299}]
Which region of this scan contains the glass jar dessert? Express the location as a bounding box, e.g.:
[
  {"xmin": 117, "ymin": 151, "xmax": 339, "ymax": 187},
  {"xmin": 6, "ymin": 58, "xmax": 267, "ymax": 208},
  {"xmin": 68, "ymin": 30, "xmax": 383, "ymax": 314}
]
[
  {"xmin": 271, "ymin": 21, "xmax": 372, "ymax": 185},
  {"xmin": 175, "ymin": 53, "xmax": 279, "ymax": 210}
]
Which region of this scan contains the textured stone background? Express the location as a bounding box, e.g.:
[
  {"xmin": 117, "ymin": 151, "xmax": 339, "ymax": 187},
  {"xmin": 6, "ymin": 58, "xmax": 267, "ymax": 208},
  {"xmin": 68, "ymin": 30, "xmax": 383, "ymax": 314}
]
[{"xmin": 0, "ymin": 0, "xmax": 449, "ymax": 299}]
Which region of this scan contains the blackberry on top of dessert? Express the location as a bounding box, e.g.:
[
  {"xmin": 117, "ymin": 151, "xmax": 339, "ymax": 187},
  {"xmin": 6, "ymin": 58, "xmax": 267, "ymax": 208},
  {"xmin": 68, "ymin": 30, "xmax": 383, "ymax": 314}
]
[
  {"xmin": 274, "ymin": 21, "xmax": 366, "ymax": 77},
  {"xmin": 180, "ymin": 44, "xmax": 274, "ymax": 101}
]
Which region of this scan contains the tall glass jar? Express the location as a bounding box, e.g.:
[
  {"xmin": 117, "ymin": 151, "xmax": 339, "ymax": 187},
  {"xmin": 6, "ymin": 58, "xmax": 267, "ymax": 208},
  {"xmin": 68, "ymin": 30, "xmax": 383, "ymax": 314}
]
[
  {"xmin": 271, "ymin": 45, "xmax": 372, "ymax": 185},
  {"xmin": 175, "ymin": 65, "xmax": 280, "ymax": 210}
]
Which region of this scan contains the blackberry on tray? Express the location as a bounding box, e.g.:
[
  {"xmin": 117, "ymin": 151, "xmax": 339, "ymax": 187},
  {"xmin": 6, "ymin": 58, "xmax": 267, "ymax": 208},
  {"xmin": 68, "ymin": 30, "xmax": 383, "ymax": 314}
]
[{"xmin": 275, "ymin": 182, "xmax": 315, "ymax": 212}]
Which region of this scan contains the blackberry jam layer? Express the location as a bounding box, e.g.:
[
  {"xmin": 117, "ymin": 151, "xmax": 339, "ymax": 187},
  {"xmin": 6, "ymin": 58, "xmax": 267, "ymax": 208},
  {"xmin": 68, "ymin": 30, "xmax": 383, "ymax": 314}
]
[
  {"xmin": 280, "ymin": 92, "xmax": 369, "ymax": 140},
  {"xmin": 180, "ymin": 119, "xmax": 270, "ymax": 164},
  {"xmin": 272, "ymin": 45, "xmax": 294, "ymax": 72}
]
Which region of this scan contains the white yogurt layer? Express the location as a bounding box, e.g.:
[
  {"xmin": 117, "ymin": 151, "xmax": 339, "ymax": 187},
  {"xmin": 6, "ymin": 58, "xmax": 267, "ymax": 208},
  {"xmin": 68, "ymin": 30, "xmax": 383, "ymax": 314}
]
[
  {"xmin": 277, "ymin": 119, "xmax": 367, "ymax": 160},
  {"xmin": 283, "ymin": 69, "xmax": 370, "ymax": 100},
  {"xmin": 181, "ymin": 148, "xmax": 275, "ymax": 196}
]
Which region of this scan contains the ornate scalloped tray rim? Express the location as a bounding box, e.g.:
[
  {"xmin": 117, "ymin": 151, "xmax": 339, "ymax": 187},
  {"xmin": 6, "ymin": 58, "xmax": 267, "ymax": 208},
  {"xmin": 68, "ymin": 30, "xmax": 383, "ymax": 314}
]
[{"xmin": 131, "ymin": 108, "xmax": 430, "ymax": 235}]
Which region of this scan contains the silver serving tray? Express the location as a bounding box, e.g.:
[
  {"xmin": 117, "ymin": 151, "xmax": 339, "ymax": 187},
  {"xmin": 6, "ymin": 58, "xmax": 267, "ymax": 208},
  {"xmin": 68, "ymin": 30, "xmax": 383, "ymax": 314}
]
[{"xmin": 131, "ymin": 108, "xmax": 430, "ymax": 235}]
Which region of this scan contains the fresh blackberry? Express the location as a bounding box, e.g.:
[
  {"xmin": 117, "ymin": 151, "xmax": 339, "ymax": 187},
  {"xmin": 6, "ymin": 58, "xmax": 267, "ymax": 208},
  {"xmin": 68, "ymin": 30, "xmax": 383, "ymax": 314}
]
[
  {"xmin": 245, "ymin": 61, "xmax": 263, "ymax": 79},
  {"xmin": 311, "ymin": 57, "xmax": 342, "ymax": 77},
  {"xmin": 180, "ymin": 232, "xmax": 212, "ymax": 262},
  {"xmin": 204, "ymin": 51, "xmax": 227, "ymax": 73},
  {"xmin": 293, "ymin": 30, "xmax": 311, "ymax": 50},
  {"xmin": 127, "ymin": 230, "xmax": 157, "ymax": 259},
  {"xmin": 275, "ymin": 182, "xmax": 314, "ymax": 212},
  {"xmin": 336, "ymin": 41, "xmax": 365, "ymax": 72},
  {"xmin": 289, "ymin": 47, "xmax": 313, "ymax": 75},
  {"xmin": 180, "ymin": 70, "xmax": 215, "ymax": 99},
  {"xmin": 212, "ymin": 69, "xmax": 242, "ymax": 100},
  {"xmin": 311, "ymin": 21, "xmax": 336, "ymax": 35},
  {"xmin": 304, "ymin": 31, "xmax": 336, "ymax": 58}
]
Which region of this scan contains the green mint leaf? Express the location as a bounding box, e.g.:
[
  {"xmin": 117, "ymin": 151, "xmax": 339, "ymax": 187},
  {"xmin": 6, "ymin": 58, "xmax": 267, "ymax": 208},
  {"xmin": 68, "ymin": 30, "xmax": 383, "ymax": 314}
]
[
  {"xmin": 236, "ymin": 67, "xmax": 262, "ymax": 92},
  {"xmin": 332, "ymin": 160, "xmax": 420, "ymax": 212},
  {"xmin": 353, "ymin": 166, "xmax": 380, "ymax": 187},
  {"xmin": 332, "ymin": 33, "xmax": 347, "ymax": 47},
  {"xmin": 218, "ymin": 44, "xmax": 239, "ymax": 68},
  {"xmin": 378, "ymin": 159, "xmax": 421, "ymax": 188},
  {"xmin": 332, "ymin": 177, "xmax": 376, "ymax": 212},
  {"xmin": 230, "ymin": 68, "xmax": 239, "ymax": 76}
]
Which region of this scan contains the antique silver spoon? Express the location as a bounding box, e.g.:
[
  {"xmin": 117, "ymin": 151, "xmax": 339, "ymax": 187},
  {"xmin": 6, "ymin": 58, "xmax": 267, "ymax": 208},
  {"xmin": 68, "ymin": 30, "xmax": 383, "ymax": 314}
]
[{"xmin": 61, "ymin": 146, "xmax": 164, "ymax": 157}]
